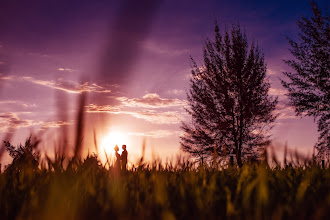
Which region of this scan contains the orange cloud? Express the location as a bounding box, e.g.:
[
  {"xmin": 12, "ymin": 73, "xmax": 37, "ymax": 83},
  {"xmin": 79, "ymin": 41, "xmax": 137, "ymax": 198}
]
[
  {"xmin": 22, "ymin": 77, "xmax": 111, "ymax": 94},
  {"xmin": 0, "ymin": 112, "xmax": 38, "ymax": 130},
  {"xmin": 86, "ymin": 104, "xmax": 185, "ymax": 124},
  {"xmin": 127, "ymin": 109, "xmax": 184, "ymax": 124},
  {"xmin": 0, "ymin": 74, "xmax": 12, "ymax": 81},
  {"xmin": 128, "ymin": 129, "xmax": 182, "ymax": 138},
  {"xmin": 273, "ymin": 104, "xmax": 298, "ymax": 120},
  {"xmin": 86, "ymin": 104, "xmax": 121, "ymax": 113},
  {"xmin": 117, "ymin": 93, "xmax": 185, "ymax": 108},
  {"xmin": 0, "ymin": 112, "xmax": 72, "ymax": 132},
  {"xmin": 41, "ymin": 121, "xmax": 72, "ymax": 128},
  {"xmin": 269, "ymin": 87, "xmax": 287, "ymax": 96},
  {"xmin": 57, "ymin": 67, "xmax": 75, "ymax": 72},
  {"xmin": 86, "ymin": 93, "xmax": 187, "ymax": 124}
]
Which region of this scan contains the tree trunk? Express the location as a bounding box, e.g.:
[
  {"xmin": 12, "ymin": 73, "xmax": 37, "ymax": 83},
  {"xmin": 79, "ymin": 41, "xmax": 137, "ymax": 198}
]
[{"xmin": 236, "ymin": 149, "xmax": 243, "ymax": 167}]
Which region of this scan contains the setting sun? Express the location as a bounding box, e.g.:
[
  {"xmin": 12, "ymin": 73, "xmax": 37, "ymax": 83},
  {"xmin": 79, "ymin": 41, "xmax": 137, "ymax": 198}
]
[{"xmin": 101, "ymin": 131, "xmax": 128, "ymax": 153}]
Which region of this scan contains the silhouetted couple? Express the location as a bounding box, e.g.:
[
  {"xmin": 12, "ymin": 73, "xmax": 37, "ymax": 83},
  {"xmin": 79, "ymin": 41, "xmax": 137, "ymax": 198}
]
[{"xmin": 114, "ymin": 144, "xmax": 128, "ymax": 171}]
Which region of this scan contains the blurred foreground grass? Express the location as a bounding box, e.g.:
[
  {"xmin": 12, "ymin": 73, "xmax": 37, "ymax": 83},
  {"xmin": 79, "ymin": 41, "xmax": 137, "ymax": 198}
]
[{"xmin": 0, "ymin": 138, "xmax": 329, "ymax": 220}]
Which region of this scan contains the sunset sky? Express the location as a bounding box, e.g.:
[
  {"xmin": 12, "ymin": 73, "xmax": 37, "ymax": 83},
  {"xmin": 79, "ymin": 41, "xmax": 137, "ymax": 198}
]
[{"xmin": 0, "ymin": 0, "xmax": 327, "ymax": 165}]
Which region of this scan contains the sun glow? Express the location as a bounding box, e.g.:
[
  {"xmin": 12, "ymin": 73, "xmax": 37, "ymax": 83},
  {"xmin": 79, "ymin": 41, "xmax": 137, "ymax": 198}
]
[{"xmin": 101, "ymin": 131, "xmax": 128, "ymax": 154}]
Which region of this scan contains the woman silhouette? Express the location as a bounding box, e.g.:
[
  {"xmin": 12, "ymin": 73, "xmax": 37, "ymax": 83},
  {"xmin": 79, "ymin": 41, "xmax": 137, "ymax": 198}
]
[{"xmin": 114, "ymin": 145, "xmax": 121, "ymax": 169}]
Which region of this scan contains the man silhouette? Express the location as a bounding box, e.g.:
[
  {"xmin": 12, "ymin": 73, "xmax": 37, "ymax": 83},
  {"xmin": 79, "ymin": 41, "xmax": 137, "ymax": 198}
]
[{"xmin": 121, "ymin": 145, "xmax": 128, "ymax": 171}]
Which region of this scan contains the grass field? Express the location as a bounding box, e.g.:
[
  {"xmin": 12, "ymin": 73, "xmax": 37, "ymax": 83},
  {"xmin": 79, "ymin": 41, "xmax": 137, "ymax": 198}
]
[{"xmin": 0, "ymin": 137, "xmax": 329, "ymax": 220}]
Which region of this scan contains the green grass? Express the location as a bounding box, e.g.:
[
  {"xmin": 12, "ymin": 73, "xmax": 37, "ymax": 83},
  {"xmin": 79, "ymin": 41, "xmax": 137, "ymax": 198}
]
[{"xmin": 0, "ymin": 139, "xmax": 329, "ymax": 220}]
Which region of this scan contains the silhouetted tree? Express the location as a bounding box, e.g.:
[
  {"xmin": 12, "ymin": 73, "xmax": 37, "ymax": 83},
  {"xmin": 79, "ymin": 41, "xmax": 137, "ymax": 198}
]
[
  {"xmin": 281, "ymin": 0, "xmax": 329, "ymax": 159},
  {"xmin": 4, "ymin": 136, "xmax": 40, "ymax": 172},
  {"xmin": 181, "ymin": 23, "xmax": 278, "ymax": 167}
]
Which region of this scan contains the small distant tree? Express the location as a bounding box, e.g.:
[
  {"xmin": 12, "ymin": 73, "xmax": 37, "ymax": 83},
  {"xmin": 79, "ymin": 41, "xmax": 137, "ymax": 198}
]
[
  {"xmin": 181, "ymin": 23, "xmax": 278, "ymax": 167},
  {"xmin": 281, "ymin": 0, "xmax": 329, "ymax": 159}
]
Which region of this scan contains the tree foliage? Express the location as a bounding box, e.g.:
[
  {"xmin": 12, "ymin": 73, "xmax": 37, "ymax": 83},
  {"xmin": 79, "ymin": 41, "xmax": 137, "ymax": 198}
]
[
  {"xmin": 281, "ymin": 0, "xmax": 330, "ymax": 158},
  {"xmin": 181, "ymin": 23, "xmax": 278, "ymax": 166},
  {"xmin": 4, "ymin": 136, "xmax": 40, "ymax": 172}
]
